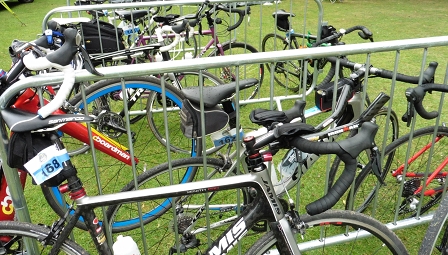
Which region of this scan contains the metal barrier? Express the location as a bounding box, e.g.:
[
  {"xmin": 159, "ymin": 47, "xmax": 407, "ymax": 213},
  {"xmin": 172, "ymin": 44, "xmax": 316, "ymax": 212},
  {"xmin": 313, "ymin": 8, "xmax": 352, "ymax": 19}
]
[{"xmin": 1, "ymin": 0, "xmax": 447, "ymax": 253}]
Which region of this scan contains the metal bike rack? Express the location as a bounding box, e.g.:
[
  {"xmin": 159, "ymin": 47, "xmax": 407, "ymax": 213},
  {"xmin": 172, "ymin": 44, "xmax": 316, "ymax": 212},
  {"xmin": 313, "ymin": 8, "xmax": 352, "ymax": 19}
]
[{"xmin": 1, "ymin": 0, "xmax": 447, "ymax": 253}]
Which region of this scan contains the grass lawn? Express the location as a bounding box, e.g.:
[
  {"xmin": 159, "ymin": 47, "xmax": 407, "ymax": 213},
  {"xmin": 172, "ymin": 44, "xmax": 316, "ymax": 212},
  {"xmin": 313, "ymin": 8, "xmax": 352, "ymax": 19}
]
[{"xmin": 1, "ymin": 0, "xmax": 448, "ymax": 254}]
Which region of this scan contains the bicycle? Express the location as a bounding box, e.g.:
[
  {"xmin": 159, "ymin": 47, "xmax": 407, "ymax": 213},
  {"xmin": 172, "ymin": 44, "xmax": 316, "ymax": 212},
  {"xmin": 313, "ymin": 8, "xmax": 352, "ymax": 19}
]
[
  {"xmin": 261, "ymin": 9, "xmax": 373, "ymax": 93},
  {"xmin": 387, "ymin": 82, "xmax": 448, "ymax": 255},
  {"xmin": 2, "ymin": 28, "xmax": 205, "ymax": 232},
  {"xmin": 103, "ymin": 57, "xmax": 441, "ymax": 252},
  {"xmin": 0, "ymin": 55, "xmax": 408, "ymax": 254}
]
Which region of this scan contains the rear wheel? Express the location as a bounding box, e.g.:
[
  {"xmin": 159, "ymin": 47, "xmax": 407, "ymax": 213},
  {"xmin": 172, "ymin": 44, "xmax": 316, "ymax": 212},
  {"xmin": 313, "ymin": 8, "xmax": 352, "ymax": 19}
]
[
  {"xmin": 43, "ymin": 76, "xmax": 195, "ymax": 231},
  {"xmin": 106, "ymin": 157, "xmax": 251, "ymax": 254}
]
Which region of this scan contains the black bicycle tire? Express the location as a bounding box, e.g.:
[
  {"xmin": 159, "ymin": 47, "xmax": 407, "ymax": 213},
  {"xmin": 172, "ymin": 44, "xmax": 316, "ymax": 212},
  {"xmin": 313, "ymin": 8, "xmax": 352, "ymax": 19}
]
[
  {"xmin": 146, "ymin": 70, "xmax": 224, "ymax": 155},
  {"xmin": 246, "ymin": 210, "xmax": 409, "ymax": 255},
  {"xmin": 261, "ymin": 33, "xmax": 349, "ymax": 92},
  {"xmin": 261, "ymin": 33, "xmax": 302, "ymax": 91},
  {"xmin": 420, "ymin": 193, "xmax": 448, "ymax": 254},
  {"xmin": 327, "ymin": 107, "xmax": 399, "ymax": 191},
  {"xmin": 351, "ymin": 126, "xmax": 448, "ymax": 220},
  {"xmin": 105, "ymin": 157, "xmax": 226, "ymax": 233},
  {"xmin": 0, "ymin": 221, "xmax": 87, "ymax": 254},
  {"xmin": 43, "ymin": 76, "xmax": 194, "ymax": 231},
  {"xmin": 207, "ymin": 41, "xmax": 264, "ymax": 100}
]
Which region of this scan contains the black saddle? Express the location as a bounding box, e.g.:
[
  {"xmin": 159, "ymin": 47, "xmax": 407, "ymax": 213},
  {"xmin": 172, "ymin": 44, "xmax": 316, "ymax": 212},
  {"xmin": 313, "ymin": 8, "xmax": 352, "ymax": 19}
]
[
  {"xmin": 181, "ymin": 78, "xmax": 259, "ymax": 107},
  {"xmin": 1, "ymin": 108, "xmax": 94, "ymax": 133},
  {"xmin": 152, "ymin": 14, "xmax": 181, "ymax": 26},
  {"xmin": 115, "ymin": 10, "xmax": 150, "ymax": 22},
  {"xmin": 272, "ymin": 9, "xmax": 295, "ymax": 19}
]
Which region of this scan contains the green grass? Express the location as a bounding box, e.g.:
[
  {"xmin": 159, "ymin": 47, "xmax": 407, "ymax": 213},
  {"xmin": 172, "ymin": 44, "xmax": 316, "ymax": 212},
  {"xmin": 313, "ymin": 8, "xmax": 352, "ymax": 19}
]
[{"xmin": 1, "ymin": 0, "xmax": 448, "ymax": 254}]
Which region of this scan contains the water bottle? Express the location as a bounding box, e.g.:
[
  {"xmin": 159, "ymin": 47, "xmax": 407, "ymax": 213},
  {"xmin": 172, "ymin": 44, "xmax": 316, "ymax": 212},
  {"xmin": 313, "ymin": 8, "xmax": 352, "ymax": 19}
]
[
  {"xmin": 155, "ymin": 52, "xmax": 163, "ymax": 62},
  {"xmin": 277, "ymin": 149, "xmax": 306, "ymax": 178},
  {"xmin": 112, "ymin": 235, "xmax": 141, "ymax": 255},
  {"xmin": 183, "ymin": 52, "xmax": 193, "ymax": 60}
]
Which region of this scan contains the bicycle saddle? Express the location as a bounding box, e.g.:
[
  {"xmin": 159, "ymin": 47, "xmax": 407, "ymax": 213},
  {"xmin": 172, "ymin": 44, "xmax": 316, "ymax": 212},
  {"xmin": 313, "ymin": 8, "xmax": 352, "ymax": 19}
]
[
  {"xmin": 181, "ymin": 78, "xmax": 259, "ymax": 107},
  {"xmin": 115, "ymin": 10, "xmax": 150, "ymax": 22},
  {"xmin": 152, "ymin": 14, "xmax": 181, "ymax": 25},
  {"xmin": 272, "ymin": 9, "xmax": 295, "ymax": 19},
  {"xmin": 1, "ymin": 108, "xmax": 94, "ymax": 132}
]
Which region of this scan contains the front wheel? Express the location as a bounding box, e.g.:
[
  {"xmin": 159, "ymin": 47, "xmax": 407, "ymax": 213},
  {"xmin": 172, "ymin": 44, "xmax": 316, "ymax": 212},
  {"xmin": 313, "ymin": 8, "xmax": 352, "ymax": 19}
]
[
  {"xmin": 246, "ymin": 210, "xmax": 409, "ymax": 255},
  {"xmin": 0, "ymin": 221, "xmax": 87, "ymax": 254},
  {"xmin": 106, "ymin": 157, "xmax": 251, "ymax": 254}
]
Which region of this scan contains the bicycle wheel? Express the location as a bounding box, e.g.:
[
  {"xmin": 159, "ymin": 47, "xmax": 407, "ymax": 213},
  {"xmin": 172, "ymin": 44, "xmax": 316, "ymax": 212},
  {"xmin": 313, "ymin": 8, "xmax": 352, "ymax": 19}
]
[
  {"xmin": 327, "ymin": 107, "xmax": 399, "ymax": 197},
  {"xmin": 147, "ymin": 71, "xmax": 224, "ymax": 155},
  {"xmin": 350, "ymin": 126, "xmax": 448, "ymax": 223},
  {"xmin": 262, "ymin": 33, "xmax": 303, "ymax": 92},
  {"xmin": 0, "ymin": 221, "xmax": 87, "ymax": 254},
  {"xmin": 43, "ymin": 76, "xmax": 196, "ymax": 231},
  {"xmin": 207, "ymin": 42, "xmax": 264, "ymax": 100},
  {"xmin": 420, "ymin": 193, "xmax": 448, "ymax": 254},
  {"xmin": 262, "ymin": 33, "xmax": 349, "ymax": 92},
  {"xmin": 106, "ymin": 157, "xmax": 251, "ymax": 254},
  {"xmin": 246, "ymin": 210, "xmax": 409, "ymax": 254}
]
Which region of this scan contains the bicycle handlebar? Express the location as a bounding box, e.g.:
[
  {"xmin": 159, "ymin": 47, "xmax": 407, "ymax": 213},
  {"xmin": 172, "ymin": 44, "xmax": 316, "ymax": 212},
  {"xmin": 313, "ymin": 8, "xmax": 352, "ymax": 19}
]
[
  {"xmin": 312, "ymin": 25, "xmax": 374, "ymax": 47},
  {"xmin": 403, "ymin": 83, "xmax": 448, "ymax": 123},
  {"xmin": 155, "ymin": 19, "xmax": 191, "ymax": 52},
  {"xmin": 22, "ymin": 28, "xmax": 80, "ymax": 118},
  {"xmin": 289, "ymin": 121, "xmax": 378, "ymax": 215},
  {"xmin": 213, "ymin": 4, "xmax": 248, "ymax": 31},
  {"xmin": 327, "ymin": 57, "xmax": 438, "ymax": 84}
]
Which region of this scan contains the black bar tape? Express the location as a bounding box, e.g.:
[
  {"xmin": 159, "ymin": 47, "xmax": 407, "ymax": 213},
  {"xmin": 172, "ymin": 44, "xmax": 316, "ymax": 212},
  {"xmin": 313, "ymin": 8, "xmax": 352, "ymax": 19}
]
[{"xmin": 289, "ymin": 122, "xmax": 378, "ymax": 215}]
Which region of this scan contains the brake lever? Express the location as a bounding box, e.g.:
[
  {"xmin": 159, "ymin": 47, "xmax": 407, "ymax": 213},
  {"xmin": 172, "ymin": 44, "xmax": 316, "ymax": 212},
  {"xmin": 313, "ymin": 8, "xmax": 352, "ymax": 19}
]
[
  {"xmin": 79, "ymin": 46, "xmax": 103, "ymax": 77},
  {"xmin": 370, "ymin": 146, "xmax": 385, "ymax": 185}
]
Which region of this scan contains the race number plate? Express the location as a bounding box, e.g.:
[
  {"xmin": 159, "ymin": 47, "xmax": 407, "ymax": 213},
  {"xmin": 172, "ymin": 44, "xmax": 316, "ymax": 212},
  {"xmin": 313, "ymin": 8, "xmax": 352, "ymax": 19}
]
[
  {"xmin": 211, "ymin": 128, "xmax": 244, "ymax": 147},
  {"xmin": 24, "ymin": 145, "xmax": 69, "ymax": 185},
  {"xmin": 123, "ymin": 24, "xmax": 140, "ymax": 36}
]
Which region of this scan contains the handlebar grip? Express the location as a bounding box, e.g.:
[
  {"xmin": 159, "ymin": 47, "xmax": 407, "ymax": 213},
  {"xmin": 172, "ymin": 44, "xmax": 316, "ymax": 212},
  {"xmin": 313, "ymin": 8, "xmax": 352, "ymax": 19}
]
[
  {"xmin": 215, "ymin": 5, "xmax": 246, "ymax": 31},
  {"xmin": 376, "ymin": 62, "xmax": 437, "ymax": 84},
  {"xmin": 289, "ymin": 122, "xmax": 378, "ymax": 215},
  {"xmin": 283, "ymin": 100, "xmax": 306, "ymax": 122},
  {"xmin": 22, "ymin": 28, "xmax": 80, "ymax": 118},
  {"xmin": 404, "ymin": 83, "xmax": 448, "ymax": 120},
  {"xmin": 306, "ymin": 154, "xmax": 356, "ymax": 215}
]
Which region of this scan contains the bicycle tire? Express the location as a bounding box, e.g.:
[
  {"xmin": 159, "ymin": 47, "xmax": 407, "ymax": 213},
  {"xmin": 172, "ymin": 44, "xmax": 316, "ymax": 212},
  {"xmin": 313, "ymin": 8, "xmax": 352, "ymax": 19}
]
[
  {"xmin": 147, "ymin": 70, "xmax": 224, "ymax": 155},
  {"xmin": 106, "ymin": 156, "xmax": 251, "ymax": 254},
  {"xmin": 207, "ymin": 42, "xmax": 264, "ymax": 100},
  {"xmin": 262, "ymin": 33, "xmax": 303, "ymax": 91},
  {"xmin": 420, "ymin": 193, "xmax": 448, "ymax": 254},
  {"xmin": 327, "ymin": 107, "xmax": 399, "ymax": 193},
  {"xmin": 0, "ymin": 221, "xmax": 87, "ymax": 254},
  {"xmin": 246, "ymin": 210, "xmax": 409, "ymax": 255},
  {"xmin": 350, "ymin": 126, "xmax": 448, "ymax": 223},
  {"xmin": 43, "ymin": 76, "xmax": 197, "ymax": 231},
  {"xmin": 262, "ymin": 33, "xmax": 348, "ymax": 92}
]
